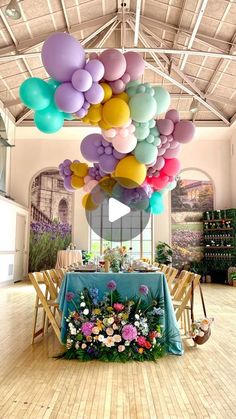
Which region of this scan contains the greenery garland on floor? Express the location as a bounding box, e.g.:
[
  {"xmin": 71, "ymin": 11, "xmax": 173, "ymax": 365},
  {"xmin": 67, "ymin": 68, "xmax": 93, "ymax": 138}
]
[{"xmin": 61, "ymin": 281, "xmax": 167, "ymax": 362}]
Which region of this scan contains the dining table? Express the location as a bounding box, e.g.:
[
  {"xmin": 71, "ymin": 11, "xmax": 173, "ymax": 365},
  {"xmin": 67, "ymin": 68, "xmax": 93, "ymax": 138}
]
[
  {"xmin": 55, "ymin": 249, "xmax": 82, "ymax": 268},
  {"xmin": 58, "ymin": 271, "xmax": 183, "ymax": 355}
]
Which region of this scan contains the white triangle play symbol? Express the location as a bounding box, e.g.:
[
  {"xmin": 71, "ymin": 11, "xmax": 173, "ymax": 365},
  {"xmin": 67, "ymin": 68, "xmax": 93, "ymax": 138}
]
[{"xmin": 108, "ymin": 198, "xmax": 131, "ymax": 223}]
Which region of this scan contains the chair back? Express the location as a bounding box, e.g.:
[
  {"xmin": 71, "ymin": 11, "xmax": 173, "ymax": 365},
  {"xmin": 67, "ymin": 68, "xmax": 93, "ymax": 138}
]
[
  {"xmin": 54, "ymin": 268, "xmax": 66, "ymax": 285},
  {"xmin": 159, "ymin": 264, "xmax": 169, "ymax": 274},
  {"xmin": 174, "ymin": 273, "xmax": 201, "ymax": 321},
  {"xmin": 44, "ymin": 270, "xmax": 60, "ymax": 295},
  {"xmin": 165, "ymin": 267, "xmax": 178, "ymax": 290},
  {"xmin": 171, "ymin": 270, "xmax": 189, "ymax": 297}
]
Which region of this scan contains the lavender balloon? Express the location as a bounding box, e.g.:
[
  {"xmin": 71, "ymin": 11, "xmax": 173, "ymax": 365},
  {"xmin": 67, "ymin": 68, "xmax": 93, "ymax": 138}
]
[
  {"xmin": 64, "ymin": 176, "xmax": 75, "ymax": 192},
  {"xmin": 55, "ymin": 82, "xmax": 84, "ymax": 113},
  {"xmin": 80, "ymin": 133, "xmax": 103, "ymax": 162},
  {"xmin": 99, "ymin": 154, "xmax": 119, "ymax": 173},
  {"xmin": 85, "ymin": 59, "xmax": 105, "ymax": 82},
  {"xmin": 72, "ymin": 69, "xmax": 92, "ymax": 92},
  {"xmin": 42, "ymin": 32, "xmax": 85, "ymax": 82},
  {"xmin": 84, "ymin": 82, "xmax": 104, "ymax": 104}
]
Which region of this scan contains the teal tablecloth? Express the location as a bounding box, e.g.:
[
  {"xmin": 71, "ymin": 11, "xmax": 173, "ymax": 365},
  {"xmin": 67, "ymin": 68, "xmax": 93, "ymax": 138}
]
[{"xmin": 58, "ymin": 272, "xmax": 183, "ymax": 355}]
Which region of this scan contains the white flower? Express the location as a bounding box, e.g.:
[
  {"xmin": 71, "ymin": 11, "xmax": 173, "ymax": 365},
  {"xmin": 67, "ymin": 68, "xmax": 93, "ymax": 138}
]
[
  {"xmin": 98, "ymin": 334, "xmax": 104, "ymax": 342},
  {"xmin": 134, "ymin": 321, "xmax": 140, "ymax": 327},
  {"xmin": 135, "ymin": 314, "xmax": 140, "ymax": 320},
  {"xmin": 80, "ymin": 302, "xmax": 86, "ymax": 307},
  {"xmin": 83, "ymin": 309, "xmax": 89, "ymax": 315},
  {"xmin": 68, "ymin": 322, "xmax": 73, "ymax": 328},
  {"xmin": 75, "ymin": 342, "xmax": 80, "ymax": 350},
  {"xmin": 199, "ymin": 331, "xmax": 205, "ymax": 337},
  {"xmin": 70, "ymin": 328, "xmax": 77, "ymax": 335},
  {"xmin": 124, "ymin": 340, "xmax": 130, "ymax": 346}
]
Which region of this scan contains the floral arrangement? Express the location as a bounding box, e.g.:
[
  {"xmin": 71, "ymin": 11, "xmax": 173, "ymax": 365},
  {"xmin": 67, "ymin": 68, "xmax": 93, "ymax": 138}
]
[
  {"xmin": 63, "ymin": 280, "xmax": 166, "ymax": 362},
  {"xmin": 190, "ymin": 317, "xmax": 213, "ymax": 339},
  {"xmin": 103, "ymin": 246, "xmax": 129, "ymax": 272}
]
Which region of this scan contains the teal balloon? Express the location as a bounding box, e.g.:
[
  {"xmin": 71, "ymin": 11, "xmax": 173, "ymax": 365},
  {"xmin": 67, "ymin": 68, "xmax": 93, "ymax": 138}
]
[
  {"xmin": 47, "ymin": 78, "xmax": 61, "ymax": 91},
  {"xmin": 135, "ymin": 125, "xmax": 150, "ymax": 140},
  {"xmin": 19, "ymin": 77, "xmax": 52, "ymax": 110},
  {"xmin": 63, "ymin": 112, "xmax": 74, "ymax": 120},
  {"xmin": 34, "ymin": 103, "xmax": 64, "ymax": 133},
  {"xmin": 129, "ymin": 93, "xmax": 157, "ymax": 123},
  {"xmin": 134, "ymin": 142, "xmax": 158, "ymax": 165},
  {"xmin": 153, "ymin": 86, "xmax": 171, "ymax": 116},
  {"xmin": 150, "ymin": 191, "xmax": 164, "ymax": 214}
]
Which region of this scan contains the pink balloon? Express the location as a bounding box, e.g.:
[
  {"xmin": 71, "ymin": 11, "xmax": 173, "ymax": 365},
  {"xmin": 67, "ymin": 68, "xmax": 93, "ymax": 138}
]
[
  {"xmin": 163, "ymin": 144, "xmax": 181, "ymax": 158},
  {"xmin": 104, "ymin": 128, "xmax": 116, "ymax": 138},
  {"xmin": 55, "ymin": 82, "xmax": 84, "ymax": 113},
  {"xmin": 165, "ymin": 109, "xmax": 180, "ymax": 124},
  {"xmin": 162, "ymin": 158, "xmax": 181, "ymax": 177},
  {"xmin": 109, "ymin": 79, "xmax": 125, "ymax": 94},
  {"xmin": 121, "ymin": 73, "xmax": 131, "ymax": 84},
  {"xmin": 113, "ymin": 133, "xmax": 137, "ymax": 153},
  {"xmin": 124, "ymin": 52, "xmax": 145, "ymax": 81},
  {"xmin": 83, "ymin": 179, "xmax": 98, "ymax": 193},
  {"xmin": 128, "ymin": 124, "xmax": 135, "ymax": 134},
  {"xmin": 173, "ymin": 120, "xmax": 196, "ymax": 143},
  {"xmin": 84, "ymin": 175, "xmax": 92, "ymax": 183},
  {"xmin": 169, "ymin": 140, "xmax": 179, "ymax": 149},
  {"xmin": 167, "ymin": 135, "xmax": 173, "ymax": 142},
  {"xmin": 119, "ymin": 128, "xmax": 129, "ymax": 137},
  {"xmin": 156, "ymin": 119, "xmax": 174, "ymax": 136},
  {"xmin": 99, "ymin": 49, "xmax": 126, "ymax": 81},
  {"xmin": 160, "ymin": 135, "xmax": 167, "ymax": 144},
  {"xmin": 150, "ymin": 173, "xmax": 169, "ymax": 191}
]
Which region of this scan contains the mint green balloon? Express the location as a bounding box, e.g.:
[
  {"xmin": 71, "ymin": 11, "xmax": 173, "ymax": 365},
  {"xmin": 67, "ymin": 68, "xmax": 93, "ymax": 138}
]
[
  {"xmin": 63, "ymin": 112, "xmax": 74, "ymax": 120},
  {"xmin": 19, "ymin": 77, "xmax": 52, "ymax": 110},
  {"xmin": 129, "ymin": 93, "xmax": 157, "ymax": 123},
  {"xmin": 153, "ymin": 86, "xmax": 170, "ymax": 116},
  {"xmin": 135, "ymin": 125, "xmax": 150, "ymax": 140},
  {"xmin": 34, "ymin": 103, "xmax": 64, "ymax": 133},
  {"xmin": 134, "ymin": 142, "xmax": 158, "ymax": 164}
]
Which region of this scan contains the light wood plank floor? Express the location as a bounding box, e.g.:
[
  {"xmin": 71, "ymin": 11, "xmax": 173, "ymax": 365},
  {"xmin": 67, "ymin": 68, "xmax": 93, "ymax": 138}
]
[{"xmin": 0, "ymin": 282, "xmax": 236, "ymax": 419}]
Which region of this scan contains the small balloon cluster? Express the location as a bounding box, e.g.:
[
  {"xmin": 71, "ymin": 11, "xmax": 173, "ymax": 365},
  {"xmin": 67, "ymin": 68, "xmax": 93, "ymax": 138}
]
[{"xmin": 19, "ymin": 32, "xmax": 196, "ymax": 214}]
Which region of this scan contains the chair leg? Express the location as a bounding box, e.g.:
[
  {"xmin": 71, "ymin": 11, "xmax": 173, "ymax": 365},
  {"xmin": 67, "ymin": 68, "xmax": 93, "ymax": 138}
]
[{"xmin": 31, "ymin": 295, "xmax": 39, "ymax": 344}]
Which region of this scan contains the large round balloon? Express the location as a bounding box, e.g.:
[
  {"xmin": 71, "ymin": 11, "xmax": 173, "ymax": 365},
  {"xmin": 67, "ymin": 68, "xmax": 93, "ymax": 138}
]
[
  {"xmin": 99, "ymin": 49, "xmax": 126, "ymax": 81},
  {"xmin": 129, "ymin": 93, "xmax": 157, "ymax": 123},
  {"xmin": 55, "ymin": 82, "xmax": 84, "ymax": 113},
  {"xmin": 163, "ymin": 143, "xmax": 181, "ymax": 158},
  {"xmin": 173, "ymin": 120, "xmax": 196, "ymax": 143},
  {"xmin": 153, "ymin": 87, "xmax": 171, "ymax": 115},
  {"xmin": 80, "ymin": 133, "xmax": 103, "ymax": 162},
  {"xmin": 113, "ymin": 133, "xmax": 137, "ymax": 153},
  {"xmin": 165, "ymin": 109, "xmax": 180, "ymax": 124},
  {"xmin": 156, "ymin": 119, "xmax": 174, "ymax": 136},
  {"xmin": 19, "ymin": 78, "xmax": 52, "ymax": 110},
  {"xmin": 124, "ymin": 52, "xmax": 145, "ymax": 81},
  {"xmin": 82, "ymin": 193, "xmax": 98, "ymax": 211},
  {"xmin": 102, "ymin": 98, "xmax": 130, "ymax": 127},
  {"xmin": 34, "ymin": 103, "xmax": 64, "ymax": 133},
  {"xmin": 134, "ymin": 142, "xmax": 158, "ymax": 165},
  {"xmin": 114, "ymin": 156, "xmax": 147, "ymax": 188},
  {"xmin": 42, "ymin": 32, "xmax": 86, "ymax": 82},
  {"xmin": 162, "ymin": 158, "xmax": 181, "ymax": 177}
]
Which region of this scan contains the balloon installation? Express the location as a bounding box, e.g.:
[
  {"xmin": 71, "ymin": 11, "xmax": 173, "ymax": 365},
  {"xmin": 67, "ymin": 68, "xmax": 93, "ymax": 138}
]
[{"xmin": 19, "ymin": 33, "xmax": 196, "ymax": 214}]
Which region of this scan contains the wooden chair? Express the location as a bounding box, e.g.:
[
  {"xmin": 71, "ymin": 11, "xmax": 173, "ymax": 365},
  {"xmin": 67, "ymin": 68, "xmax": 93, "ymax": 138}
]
[
  {"xmin": 45, "ymin": 269, "xmax": 61, "ymax": 291},
  {"xmin": 29, "ymin": 272, "xmax": 61, "ymax": 344},
  {"xmin": 171, "ymin": 270, "xmax": 190, "ymax": 297},
  {"xmin": 159, "ymin": 264, "xmax": 169, "ymax": 274},
  {"xmin": 54, "ymin": 268, "xmax": 67, "ymax": 286},
  {"xmin": 165, "ymin": 267, "xmax": 178, "ymax": 291},
  {"xmin": 174, "ymin": 273, "xmax": 201, "ymax": 335}
]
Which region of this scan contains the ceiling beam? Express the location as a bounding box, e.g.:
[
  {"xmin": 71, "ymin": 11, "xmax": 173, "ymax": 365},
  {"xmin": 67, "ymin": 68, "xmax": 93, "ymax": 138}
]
[
  {"xmin": 60, "ymin": 0, "xmax": 70, "ymax": 31},
  {"xmin": 145, "ymin": 61, "xmax": 230, "ymax": 125},
  {"xmin": 180, "ymin": 0, "xmax": 209, "ymax": 71},
  {"xmin": 16, "ymin": 108, "xmax": 33, "ymax": 125},
  {"xmin": 134, "ymin": 0, "xmax": 142, "ymax": 46}
]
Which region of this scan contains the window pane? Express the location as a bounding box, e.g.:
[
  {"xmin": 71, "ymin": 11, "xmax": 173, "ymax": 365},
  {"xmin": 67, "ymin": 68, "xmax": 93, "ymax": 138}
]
[
  {"xmin": 142, "ymin": 228, "xmax": 151, "ymax": 240},
  {"xmin": 132, "ymin": 241, "xmax": 140, "ymax": 253},
  {"xmin": 143, "ymin": 241, "xmax": 152, "ymax": 253},
  {"xmin": 91, "ymin": 241, "xmax": 100, "ymax": 254}
]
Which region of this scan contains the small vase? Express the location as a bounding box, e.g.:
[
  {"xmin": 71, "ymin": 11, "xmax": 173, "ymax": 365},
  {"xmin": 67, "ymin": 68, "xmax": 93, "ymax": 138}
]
[{"xmin": 104, "ymin": 260, "xmax": 110, "ymax": 272}]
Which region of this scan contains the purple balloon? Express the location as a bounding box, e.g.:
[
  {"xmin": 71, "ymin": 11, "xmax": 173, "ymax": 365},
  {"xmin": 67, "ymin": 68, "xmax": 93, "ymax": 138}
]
[
  {"xmin": 157, "ymin": 147, "xmax": 166, "ymax": 156},
  {"xmin": 64, "ymin": 167, "xmax": 72, "ymax": 176},
  {"xmin": 72, "ymin": 69, "xmax": 92, "ymax": 92},
  {"xmin": 163, "ymin": 144, "xmax": 181, "ymax": 158},
  {"xmin": 113, "ymin": 150, "xmax": 126, "ymax": 160},
  {"xmin": 83, "ymin": 101, "xmax": 90, "ymax": 110},
  {"xmin": 42, "ymin": 32, "xmax": 85, "ymax": 82},
  {"xmin": 64, "ymin": 176, "xmax": 75, "ymax": 192},
  {"xmin": 76, "ymin": 108, "xmax": 87, "ymax": 118},
  {"xmin": 85, "ymin": 59, "xmax": 105, "ymax": 82},
  {"xmin": 80, "ymin": 133, "xmax": 103, "ymax": 162},
  {"xmin": 173, "ymin": 120, "xmax": 196, "ymax": 143},
  {"xmin": 63, "ymin": 159, "xmax": 71, "ymax": 166},
  {"xmin": 84, "ymin": 82, "xmax": 104, "ymax": 104},
  {"xmin": 55, "ymin": 83, "xmax": 84, "ymax": 113},
  {"xmin": 156, "ymin": 119, "xmax": 174, "ymax": 136},
  {"xmin": 99, "ymin": 154, "xmax": 118, "ymax": 173},
  {"xmin": 165, "ymin": 109, "xmax": 180, "ymax": 124}
]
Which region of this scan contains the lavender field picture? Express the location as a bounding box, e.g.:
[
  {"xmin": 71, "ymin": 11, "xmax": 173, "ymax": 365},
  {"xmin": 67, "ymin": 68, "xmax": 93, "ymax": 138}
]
[{"xmin": 171, "ymin": 177, "xmax": 214, "ymax": 268}]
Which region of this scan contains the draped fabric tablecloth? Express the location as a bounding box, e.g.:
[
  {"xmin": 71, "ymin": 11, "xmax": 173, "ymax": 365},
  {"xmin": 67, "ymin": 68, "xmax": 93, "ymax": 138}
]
[
  {"xmin": 58, "ymin": 272, "xmax": 183, "ymax": 355},
  {"xmin": 55, "ymin": 250, "xmax": 82, "ymax": 268}
]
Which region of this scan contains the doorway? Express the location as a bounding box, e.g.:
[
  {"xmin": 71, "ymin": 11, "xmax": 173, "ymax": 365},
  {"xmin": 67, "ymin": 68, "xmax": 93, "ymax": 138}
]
[{"xmin": 14, "ymin": 213, "xmax": 26, "ymax": 282}]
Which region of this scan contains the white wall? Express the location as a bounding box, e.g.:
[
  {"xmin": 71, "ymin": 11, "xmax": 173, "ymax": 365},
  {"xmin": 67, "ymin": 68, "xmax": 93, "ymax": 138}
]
[
  {"xmin": 10, "ymin": 125, "xmax": 235, "ymax": 255},
  {"xmin": 0, "ymin": 195, "xmax": 29, "ymax": 284}
]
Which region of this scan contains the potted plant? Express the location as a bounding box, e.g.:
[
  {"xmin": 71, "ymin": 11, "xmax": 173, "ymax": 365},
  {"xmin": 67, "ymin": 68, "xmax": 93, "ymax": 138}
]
[
  {"xmin": 189, "ymin": 260, "xmax": 208, "ymax": 283},
  {"xmin": 230, "ymin": 272, "xmax": 236, "ymax": 287},
  {"xmin": 155, "ymin": 242, "xmax": 173, "ymax": 265}
]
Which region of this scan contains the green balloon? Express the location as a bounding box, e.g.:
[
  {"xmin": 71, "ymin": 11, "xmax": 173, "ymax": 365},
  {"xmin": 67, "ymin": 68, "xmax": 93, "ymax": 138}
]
[
  {"xmin": 47, "ymin": 78, "xmax": 61, "ymax": 91},
  {"xmin": 135, "ymin": 125, "xmax": 150, "ymax": 140},
  {"xmin": 34, "ymin": 103, "xmax": 64, "ymax": 134},
  {"xmin": 134, "ymin": 142, "xmax": 158, "ymax": 165},
  {"xmin": 153, "ymin": 86, "xmax": 170, "ymax": 116},
  {"xmin": 150, "ymin": 191, "xmax": 164, "ymax": 214},
  {"xmin": 19, "ymin": 77, "xmax": 52, "ymax": 110},
  {"xmin": 63, "ymin": 112, "xmax": 74, "ymax": 120},
  {"xmin": 129, "ymin": 93, "xmax": 157, "ymax": 123}
]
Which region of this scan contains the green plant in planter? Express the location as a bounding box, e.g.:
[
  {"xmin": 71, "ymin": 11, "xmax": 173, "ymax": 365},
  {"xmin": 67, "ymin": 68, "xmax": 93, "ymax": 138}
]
[
  {"xmin": 155, "ymin": 242, "xmax": 173, "ymax": 265},
  {"xmin": 189, "ymin": 260, "xmax": 207, "ymax": 275},
  {"xmin": 230, "ymin": 272, "xmax": 236, "ymax": 285},
  {"xmin": 82, "ymin": 250, "xmax": 93, "ymax": 264}
]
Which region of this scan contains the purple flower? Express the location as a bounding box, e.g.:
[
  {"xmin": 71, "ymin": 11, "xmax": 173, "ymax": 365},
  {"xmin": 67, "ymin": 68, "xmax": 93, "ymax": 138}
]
[
  {"xmin": 66, "ymin": 291, "xmax": 75, "ymax": 302},
  {"xmin": 139, "ymin": 285, "xmax": 149, "ymax": 296},
  {"xmin": 81, "ymin": 321, "xmax": 94, "ymax": 337},
  {"xmin": 107, "ymin": 280, "xmax": 116, "ymax": 291},
  {"xmin": 122, "ymin": 324, "xmax": 137, "ymax": 341}
]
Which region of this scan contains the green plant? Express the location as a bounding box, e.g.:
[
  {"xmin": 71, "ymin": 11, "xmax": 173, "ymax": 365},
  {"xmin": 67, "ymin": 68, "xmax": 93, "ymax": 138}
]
[
  {"xmin": 230, "ymin": 272, "xmax": 236, "ymax": 281},
  {"xmin": 155, "ymin": 242, "xmax": 173, "ymax": 265},
  {"xmin": 189, "ymin": 260, "xmax": 207, "ymax": 276},
  {"xmin": 82, "ymin": 251, "xmax": 93, "ymax": 264}
]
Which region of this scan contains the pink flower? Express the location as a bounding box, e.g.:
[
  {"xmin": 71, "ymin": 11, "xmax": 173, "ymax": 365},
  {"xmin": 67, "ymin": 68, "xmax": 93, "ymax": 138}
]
[
  {"xmin": 139, "ymin": 285, "xmax": 149, "ymax": 296},
  {"xmin": 107, "ymin": 280, "xmax": 116, "ymax": 291},
  {"xmin": 122, "ymin": 324, "xmax": 137, "ymax": 341},
  {"xmin": 118, "ymin": 345, "xmax": 125, "ymax": 352},
  {"xmin": 81, "ymin": 321, "xmax": 94, "ymax": 337},
  {"xmin": 113, "ymin": 303, "xmax": 125, "ymax": 312},
  {"xmin": 137, "ymin": 336, "xmax": 147, "ymax": 347}
]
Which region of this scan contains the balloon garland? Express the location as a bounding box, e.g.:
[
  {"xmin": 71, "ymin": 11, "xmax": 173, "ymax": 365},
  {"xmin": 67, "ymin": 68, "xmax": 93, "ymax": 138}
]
[{"xmin": 19, "ymin": 32, "xmax": 196, "ymax": 214}]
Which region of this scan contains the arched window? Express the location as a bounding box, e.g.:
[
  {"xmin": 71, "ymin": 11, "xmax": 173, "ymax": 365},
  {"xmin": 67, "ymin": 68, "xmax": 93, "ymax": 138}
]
[
  {"xmin": 58, "ymin": 199, "xmax": 69, "ymax": 223},
  {"xmin": 171, "ymin": 169, "xmax": 214, "ymax": 268}
]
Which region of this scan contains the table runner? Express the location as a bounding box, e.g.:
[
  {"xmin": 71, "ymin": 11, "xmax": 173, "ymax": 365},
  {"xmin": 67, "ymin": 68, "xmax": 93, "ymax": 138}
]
[{"xmin": 58, "ymin": 272, "xmax": 183, "ymax": 355}]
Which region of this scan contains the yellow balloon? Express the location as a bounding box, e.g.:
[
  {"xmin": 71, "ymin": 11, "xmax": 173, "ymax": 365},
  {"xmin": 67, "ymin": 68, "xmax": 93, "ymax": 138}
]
[
  {"xmin": 101, "ymin": 83, "xmax": 112, "ymax": 103},
  {"xmin": 82, "ymin": 193, "xmax": 98, "ymax": 211},
  {"xmin": 114, "ymin": 156, "xmax": 147, "ymax": 189},
  {"xmin": 82, "ymin": 116, "xmax": 90, "ymax": 124},
  {"xmin": 87, "ymin": 104, "xmax": 102, "ymax": 123},
  {"xmin": 71, "ymin": 175, "xmax": 84, "ymax": 189},
  {"xmin": 99, "ymin": 176, "xmax": 116, "ymax": 194},
  {"xmin": 98, "ymin": 119, "xmax": 112, "ymax": 130},
  {"xmin": 102, "ymin": 98, "xmax": 130, "ymax": 128},
  {"xmin": 114, "ymin": 91, "xmax": 129, "ymax": 103},
  {"xmin": 70, "ymin": 162, "xmax": 88, "ymax": 177}
]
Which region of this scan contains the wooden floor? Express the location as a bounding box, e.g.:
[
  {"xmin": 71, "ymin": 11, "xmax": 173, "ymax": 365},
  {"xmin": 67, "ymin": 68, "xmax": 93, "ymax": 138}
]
[{"xmin": 0, "ymin": 282, "xmax": 236, "ymax": 419}]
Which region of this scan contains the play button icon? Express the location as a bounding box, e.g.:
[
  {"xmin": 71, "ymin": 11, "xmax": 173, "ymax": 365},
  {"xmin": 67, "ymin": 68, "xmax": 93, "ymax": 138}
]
[{"xmin": 108, "ymin": 198, "xmax": 130, "ymax": 222}]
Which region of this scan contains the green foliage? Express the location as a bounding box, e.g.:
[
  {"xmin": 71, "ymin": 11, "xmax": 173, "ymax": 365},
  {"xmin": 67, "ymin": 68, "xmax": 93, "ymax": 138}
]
[{"xmin": 155, "ymin": 241, "xmax": 173, "ymax": 264}]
